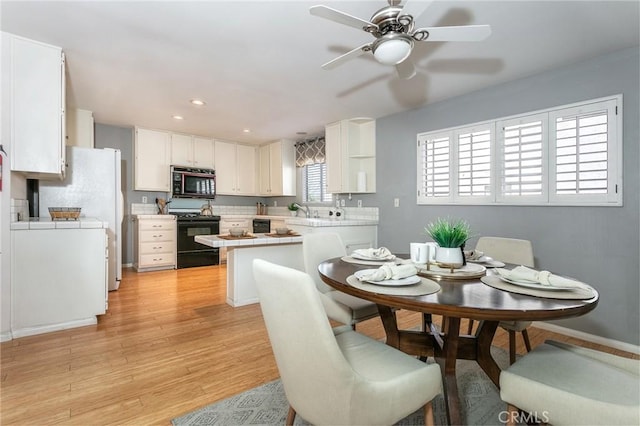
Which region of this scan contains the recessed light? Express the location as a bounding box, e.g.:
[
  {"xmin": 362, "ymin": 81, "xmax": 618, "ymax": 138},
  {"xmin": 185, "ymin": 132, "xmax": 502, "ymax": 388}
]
[
  {"xmin": 190, "ymin": 99, "xmax": 206, "ymax": 106},
  {"xmin": 243, "ymin": 129, "xmax": 251, "ymax": 133},
  {"xmin": 173, "ymin": 115, "xmax": 184, "ymax": 120}
]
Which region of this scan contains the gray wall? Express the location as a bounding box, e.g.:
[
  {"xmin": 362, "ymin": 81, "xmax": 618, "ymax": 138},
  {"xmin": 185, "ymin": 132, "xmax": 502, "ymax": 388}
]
[{"xmin": 370, "ymin": 47, "xmax": 639, "ymax": 346}]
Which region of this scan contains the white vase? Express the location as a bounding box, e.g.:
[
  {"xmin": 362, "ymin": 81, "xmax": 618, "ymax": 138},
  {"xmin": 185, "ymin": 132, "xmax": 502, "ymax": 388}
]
[
  {"xmin": 289, "ymin": 211, "xmax": 297, "ymax": 217},
  {"xmin": 435, "ymin": 247, "xmax": 464, "ymax": 268}
]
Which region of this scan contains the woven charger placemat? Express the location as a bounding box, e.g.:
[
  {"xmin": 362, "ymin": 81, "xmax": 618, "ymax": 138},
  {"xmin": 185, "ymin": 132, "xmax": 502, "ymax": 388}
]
[
  {"xmin": 346, "ymin": 275, "xmax": 440, "ymax": 296},
  {"xmin": 341, "ymin": 256, "xmax": 403, "ymax": 266},
  {"xmin": 481, "ymin": 275, "xmax": 596, "ymax": 300},
  {"xmin": 217, "ymin": 234, "xmax": 257, "ymax": 240}
]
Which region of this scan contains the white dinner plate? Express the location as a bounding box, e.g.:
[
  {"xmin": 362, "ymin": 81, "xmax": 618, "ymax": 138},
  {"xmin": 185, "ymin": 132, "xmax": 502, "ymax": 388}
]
[
  {"xmin": 351, "ymin": 252, "xmax": 397, "ymax": 261},
  {"xmin": 498, "ymin": 276, "xmax": 576, "ymax": 291},
  {"xmin": 353, "ymin": 269, "xmax": 420, "ymax": 286},
  {"xmin": 468, "ymin": 258, "xmax": 505, "ymax": 268}
]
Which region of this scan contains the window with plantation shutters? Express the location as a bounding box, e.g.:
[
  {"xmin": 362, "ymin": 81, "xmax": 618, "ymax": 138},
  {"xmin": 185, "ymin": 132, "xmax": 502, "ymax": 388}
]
[
  {"xmin": 456, "ymin": 125, "xmax": 493, "ymax": 201},
  {"xmin": 497, "ymin": 114, "xmax": 548, "ymax": 203},
  {"xmin": 417, "ymin": 131, "xmax": 451, "ymax": 203},
  {"xmin": 416, "ymin": 94, "xmax": 622, "ymax": 206},
  {"xmin": 549, "ymin": 99, "xmax": 619, "ymax": 204}
]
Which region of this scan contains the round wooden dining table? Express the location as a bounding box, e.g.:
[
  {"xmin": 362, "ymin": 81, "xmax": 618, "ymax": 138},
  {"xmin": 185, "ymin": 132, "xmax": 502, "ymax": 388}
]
[{"xmin": 318, "ymin": 257, "xmax": 599, "ymax": 426}]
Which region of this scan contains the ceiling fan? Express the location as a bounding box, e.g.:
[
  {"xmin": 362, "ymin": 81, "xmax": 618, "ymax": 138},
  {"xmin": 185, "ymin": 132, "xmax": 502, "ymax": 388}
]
[{"xmin": 310, "ymin": 0, "xmax": 491, "ymax": 79}]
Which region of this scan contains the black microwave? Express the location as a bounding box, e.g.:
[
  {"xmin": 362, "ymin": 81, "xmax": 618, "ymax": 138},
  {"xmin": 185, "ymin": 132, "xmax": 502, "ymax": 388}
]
[{"xmin": 171, "ymin": 166, "xmax": 216, "ymax": 199}]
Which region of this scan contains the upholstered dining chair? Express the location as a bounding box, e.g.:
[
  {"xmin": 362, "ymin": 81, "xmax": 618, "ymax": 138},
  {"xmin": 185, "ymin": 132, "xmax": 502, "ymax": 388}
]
[
  {"xmin": 468, "ymin": 236, "xmax": 535, "ymax": 364},
  {"xmin": 302, "ymin": 233, "xmax": 380, "ymax": 328},
  {"xmin": 500, "ymin": 340, "xmax": 640, "ymax": 425},
  {"xmin": 253, "ymin": 259, "xmax": 443, "ymax": 426}
]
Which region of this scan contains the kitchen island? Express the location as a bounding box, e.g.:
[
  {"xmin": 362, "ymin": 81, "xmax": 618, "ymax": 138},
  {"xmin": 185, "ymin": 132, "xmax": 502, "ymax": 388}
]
[{"xmin": 195, "ymin": 233, "xmax": 303, "ymax": 307}]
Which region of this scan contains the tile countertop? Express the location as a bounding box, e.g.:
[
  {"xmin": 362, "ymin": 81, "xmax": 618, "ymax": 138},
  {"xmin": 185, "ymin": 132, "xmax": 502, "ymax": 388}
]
[
  {"xmin": 195, "ymin": 233, "xmax": 303, "ymax": 248},
  {"xmin": 285, "ymin": 217, "xmax": 378, "ymax": 227},
  {"xmin": 11, "ymin": 217, "xmax": 109, "ymax": 230},
  {"xmin": 134, "ymin": 214, "xmax": 177, "ymax": 220}
]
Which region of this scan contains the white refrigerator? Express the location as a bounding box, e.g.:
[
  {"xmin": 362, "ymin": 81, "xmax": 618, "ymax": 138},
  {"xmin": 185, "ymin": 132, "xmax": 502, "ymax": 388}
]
[{"xmin": 39, "ymin": 147, "xmax": 123, "ymax": 291}]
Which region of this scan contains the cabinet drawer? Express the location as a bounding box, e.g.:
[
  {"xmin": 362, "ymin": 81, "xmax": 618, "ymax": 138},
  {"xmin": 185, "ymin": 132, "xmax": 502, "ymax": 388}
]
[
  {"xmin": 139, "ymin": 229, "xmax": 175, "ymax": 243},
  {"xmin": 139, "ymin": 241, "xmax": 175, "ymax": 255},
  {"xmin": 138, "ymin": 221, "xmax": 176, "ymax": 232},
  {"xmin": 139, "ymin": 253, "xmax": 175, "ymax": 267}
]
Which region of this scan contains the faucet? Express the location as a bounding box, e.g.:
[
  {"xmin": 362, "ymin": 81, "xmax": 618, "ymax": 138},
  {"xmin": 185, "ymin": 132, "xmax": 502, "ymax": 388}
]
[{"xmin": 293, "ymin": 202, "xmax": 310, "ymax": 218}]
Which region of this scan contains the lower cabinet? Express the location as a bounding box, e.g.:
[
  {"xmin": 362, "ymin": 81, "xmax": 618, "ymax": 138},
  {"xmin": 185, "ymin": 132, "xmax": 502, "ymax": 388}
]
[
  {"xmin": 11, "ymin": 228, "xmax": 107, "ymax": 337},
  {"xmin": 134, "ymin": 216, "xmax": 177, "ymax": 271}
]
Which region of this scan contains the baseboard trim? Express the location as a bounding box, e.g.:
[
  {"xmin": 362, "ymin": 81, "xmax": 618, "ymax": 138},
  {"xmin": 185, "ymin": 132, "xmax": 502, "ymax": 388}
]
[
  {"xmin": 0, "ymin": 331, "xmax": 13, "ymax": 342},
  {"xmin": 533, "ymin": 321, "xmax": 640, "ymax": 355},
  {"xmin": 10, "ymin": 318, "xmax": 98, "ymax": 339}
]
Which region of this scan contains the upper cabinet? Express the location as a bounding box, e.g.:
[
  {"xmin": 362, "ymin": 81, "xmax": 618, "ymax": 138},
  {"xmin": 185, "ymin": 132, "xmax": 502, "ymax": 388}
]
[
  {"xmin": 134, "ymin": 127, "xmax": 171, "ymax": 192},
  {"xmin": 214, "ymin": 140, "xmax": 256, "ymax": 195},
  {"xmin": 170, "ymin": 133, "xmax": 215, "ymax": 169},
  {"xmin": 259, "ymin": 139, "xmax": 296, "ymax": 196},
  {"xmin": 2, "ymin": 32, "xmax": 66, "ymax": 179},
  {"xmin": 325, "ymin": 118, "xmax": 376, "ymax": 194},
  {"xmin": 66, "ymin": 108, "xmax": 94, "ymax": 148}
]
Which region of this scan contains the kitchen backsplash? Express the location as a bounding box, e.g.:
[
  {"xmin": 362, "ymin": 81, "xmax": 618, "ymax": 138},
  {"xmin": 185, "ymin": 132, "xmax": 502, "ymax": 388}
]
[
  {"xmin": 130, "ymin": 203, "xmax": 378, "ymax": 221},
  {"xmin": 10, "ymin": 199, "xmax": 29, "ymax": 222}
]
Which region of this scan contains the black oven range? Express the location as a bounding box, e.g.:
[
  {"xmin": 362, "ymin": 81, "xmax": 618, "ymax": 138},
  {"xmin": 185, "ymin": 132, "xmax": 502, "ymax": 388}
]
[{"xmin": 174, "ymin": 213, "xmax": 220, "ymax": 268}]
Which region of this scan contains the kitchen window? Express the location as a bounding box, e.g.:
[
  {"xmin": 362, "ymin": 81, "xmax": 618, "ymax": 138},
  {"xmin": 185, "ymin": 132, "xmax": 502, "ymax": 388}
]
[
  {"xmin": 296, "ymin": 137, "xmax": 332, "ymax": 203},
  {"xmin": 302, "ymin": 163, "xmax": 332, "ymax": 203},
  {"xmin": 417, "ymin": 94, "xmax": 622, "ymax": 206}
]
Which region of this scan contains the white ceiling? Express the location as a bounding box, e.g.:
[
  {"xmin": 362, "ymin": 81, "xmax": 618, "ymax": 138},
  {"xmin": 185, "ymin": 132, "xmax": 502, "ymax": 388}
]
[{"xmin": 2, "ymin": 1, "xmax": 638, "ymax": 145}]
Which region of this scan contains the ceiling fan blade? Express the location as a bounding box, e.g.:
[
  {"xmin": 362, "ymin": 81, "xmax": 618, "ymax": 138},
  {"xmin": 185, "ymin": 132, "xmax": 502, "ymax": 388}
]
[
  {"xmin": 321, "ymin": 43, "xmax": 372, "ymax": 70},
  {"xmin": 398, "ymin": 0, "xmax": 435, "ymax": 23},
  {"xmin": 310, "ymin": 5, "xmax": 378, "ymax": 31},
  {"xmin": 395, "ymin": 59, "xmax": 417, "ymax": 80},
  {"xmin": 419, "ymin": 25, "xmax": 492, "ymax": 42}
]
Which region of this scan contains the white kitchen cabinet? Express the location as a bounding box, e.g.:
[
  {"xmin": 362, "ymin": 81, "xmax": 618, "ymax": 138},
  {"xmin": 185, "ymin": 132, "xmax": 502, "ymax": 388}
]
[
  {"xmin": 134, "ymin": 127, "xmax": 171, "ymax": 191},
  {"xmin": 214, "ymin": 140, "xmax": 257, "ymax": 195},
  {"xmin": 325, "ymin": 118, "xmax": 376, "ymax": 194},
  {"xmin": 259, "ymin": 139, "xmax": 296, "ymax": 196},
  {"xmin": 2, "ymin": 32, "xmax": 66, "ymax": 179},
  {"xmin": 133, "ymin": 216, "xmax": 176, "ymax": 271},
  {"xmin": 219, "ymin": 218, "xmax": 251, "ymax": 263},
  {"xmin": 170, "ymin": 133, "xmax": 215, "ymax": 169},
  {"xmin": 66, "ymin": 108, "xmax": 94, "ymax": 148},
  {"xmin": 11, "ymin": 228, "xmax": 107, "ymax": 337}
]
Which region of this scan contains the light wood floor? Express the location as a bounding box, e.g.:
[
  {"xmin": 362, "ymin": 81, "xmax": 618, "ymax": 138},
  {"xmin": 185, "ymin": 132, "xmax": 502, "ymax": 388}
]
[{"xmin": 1, "ymin": 265, "xmax": 636, "ymax": 425}]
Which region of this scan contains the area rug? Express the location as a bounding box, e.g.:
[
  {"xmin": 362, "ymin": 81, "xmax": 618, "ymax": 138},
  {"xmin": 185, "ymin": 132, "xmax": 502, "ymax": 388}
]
[{"xmin": 172, "ymin": 347, "xmax": 512, "ymax": 426}]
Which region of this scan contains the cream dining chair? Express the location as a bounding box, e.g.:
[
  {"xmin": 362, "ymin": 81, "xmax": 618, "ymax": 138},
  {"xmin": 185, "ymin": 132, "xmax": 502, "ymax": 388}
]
[
  {"xmin": 253, "ymin": 259, "xmax": 442, "ymax": 426},
  {"xmin": 302, "ymin": 233, "xmax": 380, "ymax": 328},
  {"xmin": 500, "ymin": 340, "xmax": 640, "ymax": 425},
  {"xmin": 468, "ymin": 236, "xmax": 535, "ymax": 364}
]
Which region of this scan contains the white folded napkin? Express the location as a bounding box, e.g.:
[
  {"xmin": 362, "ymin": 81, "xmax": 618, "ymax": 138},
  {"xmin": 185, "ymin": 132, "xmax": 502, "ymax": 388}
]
[
  {"xmin": 464, "ymin": 250, "xmax": 484, "ymax": 261},
  {"xmin": 352, "ymin": 247, "xmax": 395, "ymax": 260},
  {"xmin": 357, "ymin": 264, "xmax": 418, "ymax": 281},
  {"xmin": 496, "ymin": 266, "xmax": 587, "ymax": 289}
]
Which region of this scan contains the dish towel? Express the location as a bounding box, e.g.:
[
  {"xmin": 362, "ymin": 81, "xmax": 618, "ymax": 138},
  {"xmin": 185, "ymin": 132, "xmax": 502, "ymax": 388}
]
[
  {"xmin": 352, "ymin": 247, "xmax": 395, "ymax": 260},
  {"xmin": 357, "ymin": 264, "xmax": 417, "ymax": 281},
  {"xmin": 496, "ymin": 266, "xmax": 587, "ymax": 289}
]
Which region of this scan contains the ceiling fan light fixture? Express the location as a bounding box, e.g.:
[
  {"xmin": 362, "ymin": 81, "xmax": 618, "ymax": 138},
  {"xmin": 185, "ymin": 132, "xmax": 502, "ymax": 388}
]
[{"xmin": 372, "ymin": 34, "xmax": 413, "ymax": 65}]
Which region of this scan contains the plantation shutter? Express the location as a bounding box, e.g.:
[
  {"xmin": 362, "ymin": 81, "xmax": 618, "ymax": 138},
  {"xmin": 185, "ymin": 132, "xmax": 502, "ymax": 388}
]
[
  {"xmin": 549, "ymin": 99, "xmax": 619, "ymax": 204},
  {"xmin": 497, "ymin": 114, "xmax": 547, "ymax": 203},
  {"xmin": 417, "ymin": 131, "xmax": 451, "ymax": 203},
  {"xmin": 455, "ymin": 125, "xmax": 493, "ymax": 201}
]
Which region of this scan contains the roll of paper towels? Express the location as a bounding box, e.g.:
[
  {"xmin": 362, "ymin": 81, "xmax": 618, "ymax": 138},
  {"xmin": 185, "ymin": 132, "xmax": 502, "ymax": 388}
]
[{"xmin": 357, "ymin": 171, "xmax": 367, "ymax": 192}]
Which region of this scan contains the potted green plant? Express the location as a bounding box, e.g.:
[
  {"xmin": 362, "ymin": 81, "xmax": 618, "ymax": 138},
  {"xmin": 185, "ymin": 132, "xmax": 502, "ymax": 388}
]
[
  {"xmin": 287, "ymin": 203, "xmax": 299, "ymax": 217},
  {"xmin": 425, "ymin": 218, "xmax": 473, "ymax": 268}
]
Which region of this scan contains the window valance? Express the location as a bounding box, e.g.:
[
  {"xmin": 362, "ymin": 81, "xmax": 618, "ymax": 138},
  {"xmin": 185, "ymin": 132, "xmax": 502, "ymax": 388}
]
[{"xmin": 295, "ymin": 137, "xmax": 325, "ymax": 167}]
